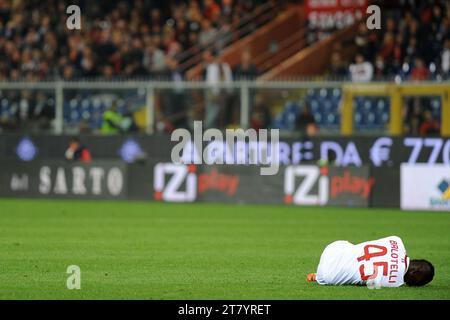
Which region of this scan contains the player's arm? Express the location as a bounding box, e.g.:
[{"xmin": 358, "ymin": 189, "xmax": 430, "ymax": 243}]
[{"xmin": 306, "ymin": 273, "xmax": 317, "ymax": 282}]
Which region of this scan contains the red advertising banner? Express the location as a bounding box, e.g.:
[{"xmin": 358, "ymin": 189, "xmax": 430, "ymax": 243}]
[{"xmin": 305, "ymin": 0, "xmax": 368, "ymax": 29}]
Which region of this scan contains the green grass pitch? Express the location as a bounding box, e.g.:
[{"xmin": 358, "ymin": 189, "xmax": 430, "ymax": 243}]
[{"xmin": 0, "ymin": 198, "xmax": 449, "ymax": 300}]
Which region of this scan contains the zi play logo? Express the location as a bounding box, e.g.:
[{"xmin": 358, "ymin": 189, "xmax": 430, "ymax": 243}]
[
  {"xmin": 330, "ymin": 170, "xmax": 375, "ymax": 199},
  {"xmin": 284, "ymin": 166, "xmax": 329, "ymax": 206},
  {"xmin": 153, "ymin": 163, "xmax": 240, "ymax": 203}
]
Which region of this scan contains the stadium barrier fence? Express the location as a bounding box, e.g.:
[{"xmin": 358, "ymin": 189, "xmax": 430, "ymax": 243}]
[{"xmin": 1, "ymin": 81, "xmax": 449, "ymax": 136}]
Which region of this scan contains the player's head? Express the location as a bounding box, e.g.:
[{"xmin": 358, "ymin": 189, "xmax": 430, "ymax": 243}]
[{"xmin": 404, "ymin": 259, "xmax": 434, "ymax": 286}]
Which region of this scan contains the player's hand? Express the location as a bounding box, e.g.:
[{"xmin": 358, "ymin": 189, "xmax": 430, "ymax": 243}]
[{"xmin": 306, "ymin": 273, "xmax": 316, "ymax": 282}]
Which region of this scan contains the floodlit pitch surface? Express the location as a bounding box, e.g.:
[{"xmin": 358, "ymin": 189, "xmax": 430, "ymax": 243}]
[{"xmin": 0, "ymin": 199, "xmax": 449, "ymax": 300}]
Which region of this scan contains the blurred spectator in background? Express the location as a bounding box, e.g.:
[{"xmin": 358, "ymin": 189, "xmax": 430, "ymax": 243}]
[
  {"xmin": 199, "ymin": 19, "xmax": 218, "ymax": 48},
  {"xmin": 164, "ymin": 56, "xmax": 184, "ymax": 82},
  {"xmin": 328, "ymin": 52, "xmax": 348, "ymax": 79},
  {"xmin": 374, "ymin": 54, "xmax": 387, "ymax": 80},
  {"xmin": 143, "ymin": 41, "xmax": 167, "ymax": 76},
  {"xmin": 64, "ymin": 137, "xmax": 92, "ymax": 163},
  {"xmin": 203, "ymin": 49, "xmax": 233, "ymax": 128},
  {"xmin": 215, "ymin": 16, "xmax": 233, "ymax": 52},
  {"xmin": 354, "ymin": 22, "xmax": 376, "ymax": 60},
  {"xmin": 403, "ymin": 103, "xmax": 423, "ymax": 135},
  {"xmin": 233, "ymin": 50, "xmax": 258, "ymax": 79},
  {"xmin": 379, "ymin": 32, "xmax": 395, "ymax": 64},
  {"xmin": 295, "ymin": 105, "xmax": 317, "ymax": 137},
  {"xmin": 419, "ymin": 110, "xmax": 440, "ymax": 136},
  {"xmin": 203, "ymin": 0, "xmax": 221, "ymax": 21},
  {"xmin": 411, "ymin": 58, "xmax": 430, "ymax": 81},
  {"xmin": 159, "ymin": 56, "xmax": 188, "ymax": 131},
  {"xmin": 31, "ymin": 92, "xmax": 54, "ymax": 131},
  {"xmin": 349, "ymin": 54, "xmax": 374, "ymax": 82},
  {"xmin": 101, "ymin": 102, "xmax": 124, "ymax": 134},
  {"xmin": 441, "ymin": 39, "xmax": 450, "ymax": 78},
  {"xmin": 62, "ymin": 65, "xmax": 76, "ymax": 81},
  {"xmin": 0, "ymin": 113, "xmax": 18, "ymax": 132},
  {"xmin": 402, "ymin": 99, "xmax": 441, "ymax": 136},
  {"xmin": 250, "ymin": 93, "xmax": 270, "ymax": 131}
]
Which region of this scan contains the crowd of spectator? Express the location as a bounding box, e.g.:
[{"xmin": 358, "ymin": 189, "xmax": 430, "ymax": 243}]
[
  {"xmin": 0, "ymin": 0, "xmax": 265, "ymax": 133},
  {"xmin": 1, "ymin": 0, "xmax": 448, "ymax": 83},
  {"xmin": 155, "ymin": 47, "xmax": 259, "ymax": 133},
  {"xmin": 332, "ymin": 0, "xmax": 450, "ymax": 82},
  {"xmin": 403, "ymin": 98, "xmax": 441, "ymax": 136},
  {"xmin": 318, "ymin": 1, "xmax": 448, "ymax": 137},
  {"xmin": 0, "ymin": 0, "xmax": 448, "ymax": 136},
  {"xmin": 0, "ymin": 0, "xmax": 264, "ymax": 81}
]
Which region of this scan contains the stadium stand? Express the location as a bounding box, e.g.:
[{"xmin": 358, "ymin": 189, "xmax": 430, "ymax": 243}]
[
  {"xmin": 0, "ymin": 0, "xmax": 278, "ymax": 81},
  {"xmin": 0, "ymin": 0, "xmax": 448, "ymax": 135}
]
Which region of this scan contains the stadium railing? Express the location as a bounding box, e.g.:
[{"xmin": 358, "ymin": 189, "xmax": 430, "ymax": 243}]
[{"xmin": 0, "ymin": 80, "xmax": 448, "ymax": 136}]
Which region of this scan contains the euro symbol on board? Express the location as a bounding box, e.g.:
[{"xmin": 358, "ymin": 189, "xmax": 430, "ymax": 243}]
[{"xmin": 370, "ymin": 137, "xmax": 393, "ymax": 167}]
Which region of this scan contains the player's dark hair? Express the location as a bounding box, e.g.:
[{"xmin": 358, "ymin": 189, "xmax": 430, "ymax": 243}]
[{"xmin": 404, "ymin": 259, "xmax": 434, "ymax": 286}]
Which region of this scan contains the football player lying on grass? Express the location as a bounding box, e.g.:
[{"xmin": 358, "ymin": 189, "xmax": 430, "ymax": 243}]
[{"xmin": 307, "ymin": 236, "xmax": 434, "ymax": 288}]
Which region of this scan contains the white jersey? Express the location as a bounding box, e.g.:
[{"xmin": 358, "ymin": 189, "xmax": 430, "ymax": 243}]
[{"xmin": 316, "ymin": 236, "xmax": 409, "ymax": 287}]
